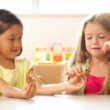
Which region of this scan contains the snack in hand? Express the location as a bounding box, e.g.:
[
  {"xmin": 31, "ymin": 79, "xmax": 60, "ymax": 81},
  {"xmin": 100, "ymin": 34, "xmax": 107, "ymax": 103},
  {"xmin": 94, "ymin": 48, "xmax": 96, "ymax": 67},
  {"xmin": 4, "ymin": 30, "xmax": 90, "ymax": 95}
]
[
  {"xmin": 27, "ymin": 73, "xmax": 37, "ymax": 83},
  {"xmin": 76, "ymin": 67, "xmax": 89, "ymax": 82}
]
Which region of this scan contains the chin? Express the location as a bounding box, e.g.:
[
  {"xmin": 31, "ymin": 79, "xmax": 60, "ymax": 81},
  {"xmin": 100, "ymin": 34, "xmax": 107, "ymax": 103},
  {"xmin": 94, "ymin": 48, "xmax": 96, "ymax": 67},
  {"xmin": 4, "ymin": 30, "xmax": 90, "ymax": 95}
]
[
  {"xmin": 92, "ymin": 53, "xmax": 105, "ymax": 58},
  {"xmin": 9, "ymin": 55, "xmax": 17, "ymax": 59}
]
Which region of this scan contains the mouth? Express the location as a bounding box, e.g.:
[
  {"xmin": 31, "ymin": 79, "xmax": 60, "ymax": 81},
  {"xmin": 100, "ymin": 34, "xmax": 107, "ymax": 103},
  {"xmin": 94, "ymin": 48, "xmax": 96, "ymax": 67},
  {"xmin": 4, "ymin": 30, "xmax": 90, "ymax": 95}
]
[
  {"xmin": 12, "ymin": 50, "xmax": 18, "ymax": 52},
  {"xmin": 11, "ymin": 50, "xmax": 19, "ymax": 54},
  {"xmin": 91, "ymin": 47, "xmax": 102, "ymax": 52},
  {"xmin": 91, "ymin": 47, "xmax": 101, "ymax": 49}
]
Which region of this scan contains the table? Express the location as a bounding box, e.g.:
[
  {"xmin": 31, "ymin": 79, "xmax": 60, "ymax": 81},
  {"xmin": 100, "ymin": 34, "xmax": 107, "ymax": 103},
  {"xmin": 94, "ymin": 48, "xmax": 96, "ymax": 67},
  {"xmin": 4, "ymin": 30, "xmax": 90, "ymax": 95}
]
[{"xmin": 0, "ymin": 95, "xmax": 110, "ymax": 110}]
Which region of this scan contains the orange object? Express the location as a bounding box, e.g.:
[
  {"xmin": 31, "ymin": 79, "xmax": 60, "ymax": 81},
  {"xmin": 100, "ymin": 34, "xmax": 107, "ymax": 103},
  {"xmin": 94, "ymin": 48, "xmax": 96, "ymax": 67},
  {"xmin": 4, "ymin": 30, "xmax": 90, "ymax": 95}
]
[{"xmin": 52, "ymin": 42, "xmax": 63, "ymax": 62}]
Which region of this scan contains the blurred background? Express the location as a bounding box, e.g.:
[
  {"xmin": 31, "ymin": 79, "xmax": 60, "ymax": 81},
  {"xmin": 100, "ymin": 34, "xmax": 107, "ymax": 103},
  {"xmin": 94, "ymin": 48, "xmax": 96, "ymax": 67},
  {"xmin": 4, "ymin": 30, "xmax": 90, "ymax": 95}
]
[
  {"xmin": 1, "ymin": 0, "xmax": 110, "ymax": 83},
  {"xmin": 1, "ymin": 0, "xmax": 110, "ymax": 61}
]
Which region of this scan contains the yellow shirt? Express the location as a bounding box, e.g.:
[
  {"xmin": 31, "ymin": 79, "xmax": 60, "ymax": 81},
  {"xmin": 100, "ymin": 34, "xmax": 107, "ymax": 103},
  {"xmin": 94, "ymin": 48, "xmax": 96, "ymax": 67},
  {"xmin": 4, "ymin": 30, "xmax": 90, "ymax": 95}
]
[{"xmin": 0, "ymin": 58, "xmax": 33, "ymax": 90}]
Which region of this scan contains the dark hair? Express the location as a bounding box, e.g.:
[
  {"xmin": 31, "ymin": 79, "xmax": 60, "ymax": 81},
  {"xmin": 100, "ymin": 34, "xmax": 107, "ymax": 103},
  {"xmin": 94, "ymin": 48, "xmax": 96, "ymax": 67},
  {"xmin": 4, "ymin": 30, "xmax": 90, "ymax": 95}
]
[
  {"xmin": 70, "ymin": 13, "xmax": 110, "ymax": 67},
  {"xmin": 0, "ymin": 9, "xmax": 23, "ymax": 56}
]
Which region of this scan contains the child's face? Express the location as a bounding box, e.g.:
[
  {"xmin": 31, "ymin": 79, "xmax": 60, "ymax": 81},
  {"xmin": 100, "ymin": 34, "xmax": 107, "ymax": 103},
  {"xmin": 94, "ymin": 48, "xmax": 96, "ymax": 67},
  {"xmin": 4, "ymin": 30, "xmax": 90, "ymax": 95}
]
[
  {"xmin": 84, "ymin": 22, "xmax": 110, "ymax": 58},
  {"xmin": 0, "ymin": 24, "xmax": 22, "ymax": 60}
]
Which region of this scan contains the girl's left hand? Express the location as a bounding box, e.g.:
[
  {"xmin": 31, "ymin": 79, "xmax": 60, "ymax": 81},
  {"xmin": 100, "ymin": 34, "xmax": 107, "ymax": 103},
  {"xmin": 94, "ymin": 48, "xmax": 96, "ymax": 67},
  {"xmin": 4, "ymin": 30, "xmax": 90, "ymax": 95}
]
[
  {"xmin": 65, "ymin": 75, "xmax": 85, "ymax": 92},
  {"xmin": 22, "ymin": 81, "xmax": 36, "ymax": 99},
  {"xmin": 102, "ymin": 41, "xmax": 110, "ymax": 53}
]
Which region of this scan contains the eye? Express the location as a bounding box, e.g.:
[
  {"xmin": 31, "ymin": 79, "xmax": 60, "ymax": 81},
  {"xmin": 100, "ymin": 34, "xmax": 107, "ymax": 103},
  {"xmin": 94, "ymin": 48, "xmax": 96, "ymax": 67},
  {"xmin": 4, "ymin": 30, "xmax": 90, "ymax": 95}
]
[
  {"xmin": 85, "ymin": 35, "xmax": 92, "ymax": 40},
  {"xmin": 99, "ymin": 36, "xmax": 105, "ymax": 39},
  {"xmin": 98, "ymin": 34, "xmax": 105, "ymax": 39},
  {"xmin": 9, "ymin": 38, "xmax": 15, "ymax": 41},
  {"xmin": 87, "ymin": 37, "xmax": 92, "ymax": 40}
]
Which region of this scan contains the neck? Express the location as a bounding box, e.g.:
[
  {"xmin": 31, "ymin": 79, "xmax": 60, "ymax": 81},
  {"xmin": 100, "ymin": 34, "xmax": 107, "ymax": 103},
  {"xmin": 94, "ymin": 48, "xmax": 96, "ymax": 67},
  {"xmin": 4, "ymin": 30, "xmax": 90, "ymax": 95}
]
[{"xmin": 91, "ymin": 56, "xmax": 108, "ymax": 66}]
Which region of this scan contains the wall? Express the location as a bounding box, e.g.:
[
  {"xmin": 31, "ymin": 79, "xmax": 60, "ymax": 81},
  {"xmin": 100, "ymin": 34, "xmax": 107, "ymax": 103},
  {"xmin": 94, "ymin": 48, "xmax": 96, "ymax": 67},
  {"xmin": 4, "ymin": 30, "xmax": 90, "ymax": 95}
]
[{"xmin": 18, "ymin": 15, "xmax": 87, "ymax": 60}]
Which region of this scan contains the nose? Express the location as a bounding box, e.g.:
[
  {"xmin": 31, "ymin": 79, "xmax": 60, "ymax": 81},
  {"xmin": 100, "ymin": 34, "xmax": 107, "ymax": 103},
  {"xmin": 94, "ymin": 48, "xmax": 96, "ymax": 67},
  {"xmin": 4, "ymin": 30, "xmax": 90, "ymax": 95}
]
[
  {"xmin": 14, "ymin": 40, "xmax": 22, "ymax": 49},
  {"xmin": 92, "ymin": 36, "xmax": 98, "ymax": 44}
]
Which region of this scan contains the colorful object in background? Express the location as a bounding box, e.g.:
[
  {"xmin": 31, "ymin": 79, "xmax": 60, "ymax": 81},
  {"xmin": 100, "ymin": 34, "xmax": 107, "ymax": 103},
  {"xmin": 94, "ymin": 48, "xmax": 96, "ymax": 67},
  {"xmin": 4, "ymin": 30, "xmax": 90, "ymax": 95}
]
[
  {"xmin": 34, "ymin": 43, "xmax": 74, "ymax": 63},
  {"xmin": 34, "ymin": 47, "xmax": 41, "ymax": 62},
  {"xmin": 45, "ymin": 47, "xmax": 52, "ymax": 61},
  {"xmin": 64, "ymin": 47, "xmax": 73, "ymax": 61},
  {"xmin": 52, "ymin": 42, "xmax": 63, "ymax": 62}
]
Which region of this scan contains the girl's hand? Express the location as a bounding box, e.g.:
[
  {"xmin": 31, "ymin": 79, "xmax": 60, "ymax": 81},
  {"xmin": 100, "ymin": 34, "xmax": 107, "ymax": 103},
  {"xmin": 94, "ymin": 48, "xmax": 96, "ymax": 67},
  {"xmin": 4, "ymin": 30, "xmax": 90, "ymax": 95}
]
[
  {"xmin": 102, "ymin": 41, "xmax": 110, "ymax": 53},
  {"xmin": 65, "ymin": 66, "xmax": 82, "ymax": 79},
  {"xmin": 65, "ymin": 75, "xmax": 85, "ymax": 92},
  {"xmin": 21, "ymin": 81, "xmax": 36, "ymax": 99}
]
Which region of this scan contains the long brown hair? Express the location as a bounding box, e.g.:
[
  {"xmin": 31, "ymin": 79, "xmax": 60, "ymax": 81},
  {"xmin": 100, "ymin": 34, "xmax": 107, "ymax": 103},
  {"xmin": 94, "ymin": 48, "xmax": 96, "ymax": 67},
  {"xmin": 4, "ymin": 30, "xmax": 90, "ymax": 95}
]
[
  {"xmin": 68, "ymin": 13, "xmax": 110, "ymax": 94},
  {"xmin": 69, "ymin": 13, "xmax": 110, "ymax": 67}
]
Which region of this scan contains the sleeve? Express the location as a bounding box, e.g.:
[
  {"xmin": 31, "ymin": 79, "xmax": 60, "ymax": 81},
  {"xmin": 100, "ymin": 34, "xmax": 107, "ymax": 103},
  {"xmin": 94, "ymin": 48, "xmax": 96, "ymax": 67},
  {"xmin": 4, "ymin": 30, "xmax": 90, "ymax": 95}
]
[
  {"xmin": 16, "ymin": 57, "xmax": 34, "ymax": 84},
  {"xmin": 22, "ymin": 58, "xmax": 34, "ymax": 75},
  {"xmin": 23, "ymin": 58, "xmax": 36, "ymax": 82},
  {"xmin": 0, "ymin": 70, "xmax": 3, "ymax": 78}
]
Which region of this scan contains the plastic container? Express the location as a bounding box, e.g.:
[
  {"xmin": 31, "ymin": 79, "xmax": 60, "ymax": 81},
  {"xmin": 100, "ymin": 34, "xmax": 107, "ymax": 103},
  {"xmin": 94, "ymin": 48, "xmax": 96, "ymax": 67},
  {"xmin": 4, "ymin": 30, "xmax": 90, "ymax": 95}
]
[{"xmin": 52, "ymin": 42, "xmax": 63, "ymax": 62}]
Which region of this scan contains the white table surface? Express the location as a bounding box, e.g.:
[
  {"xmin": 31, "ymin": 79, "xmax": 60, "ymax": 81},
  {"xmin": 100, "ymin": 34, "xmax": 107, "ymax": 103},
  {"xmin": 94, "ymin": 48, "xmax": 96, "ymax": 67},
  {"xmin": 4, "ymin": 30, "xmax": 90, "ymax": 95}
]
[{"xmin": 0, "ymin": 95, "xmax": 110, "ymax": 110}]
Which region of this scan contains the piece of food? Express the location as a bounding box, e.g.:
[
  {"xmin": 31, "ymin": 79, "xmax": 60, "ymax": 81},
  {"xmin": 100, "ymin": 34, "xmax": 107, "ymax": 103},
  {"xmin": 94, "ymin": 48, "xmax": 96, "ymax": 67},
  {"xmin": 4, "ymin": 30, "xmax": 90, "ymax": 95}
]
[
  {"xmin": 76, "ymin": 67, "xmax": 89, "ymax": 81},
  {"xmin": 27, "ymin": 73, "xmax": 37, "ymax": 83}
]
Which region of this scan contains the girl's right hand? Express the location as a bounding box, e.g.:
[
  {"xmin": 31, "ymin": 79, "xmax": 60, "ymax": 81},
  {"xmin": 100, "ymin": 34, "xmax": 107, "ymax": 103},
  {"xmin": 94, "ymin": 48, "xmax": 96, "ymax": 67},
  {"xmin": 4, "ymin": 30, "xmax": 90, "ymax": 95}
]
[
  {"xmin": 21, "ymin": 81, "xmax": 36, "ymax": 99},
  {"xmin": 102, "ymin": 41, "xmax": 110, "ymax": 53}
]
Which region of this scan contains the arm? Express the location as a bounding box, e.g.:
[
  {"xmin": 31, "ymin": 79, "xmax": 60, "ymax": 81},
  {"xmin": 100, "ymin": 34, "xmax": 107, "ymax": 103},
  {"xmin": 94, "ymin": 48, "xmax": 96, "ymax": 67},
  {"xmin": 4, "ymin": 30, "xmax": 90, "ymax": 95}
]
[
  {"xmin": 36, "ymin": 83, "xmax": 66, "ymax": 95},
  {"xmin": 0, "ymin": 77, "xmax": 36, "ymax": 99},
  {"xmin": 36, "ymin": 79, "xmax": 84, "ymax": 95},
  {"xmin": 28, "ymin": 68, "xmax": 84, "ymax": 95}
]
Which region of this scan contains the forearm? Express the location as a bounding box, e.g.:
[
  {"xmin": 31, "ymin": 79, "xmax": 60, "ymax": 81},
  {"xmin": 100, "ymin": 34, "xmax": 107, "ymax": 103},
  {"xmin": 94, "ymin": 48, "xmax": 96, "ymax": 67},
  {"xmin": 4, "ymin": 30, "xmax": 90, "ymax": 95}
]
[
  {"xmin": 36, "ymin": 83, "xmax": 66, "ymax": 95},
  {"xmin": 1, "ymin": 85, "xmax": 23, "ymax": 98},
  {"xmin": 0, "ymin": 78, "xmax": 23, "ymax": 98},
  {"xmin": 65, "ymin": 90, "xmax": 79, "ymax": 95},
  {"xmin": 65, "ymin": 87, "xmax": 84, "ymax": 95}
]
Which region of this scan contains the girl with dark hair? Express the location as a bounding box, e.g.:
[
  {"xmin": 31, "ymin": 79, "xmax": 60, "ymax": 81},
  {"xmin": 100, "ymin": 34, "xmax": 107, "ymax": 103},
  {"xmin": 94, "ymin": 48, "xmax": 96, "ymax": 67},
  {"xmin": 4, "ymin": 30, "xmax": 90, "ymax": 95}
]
[{"xmin": 0, "ymin": 9, "xmax": 84, "ymax": 99}]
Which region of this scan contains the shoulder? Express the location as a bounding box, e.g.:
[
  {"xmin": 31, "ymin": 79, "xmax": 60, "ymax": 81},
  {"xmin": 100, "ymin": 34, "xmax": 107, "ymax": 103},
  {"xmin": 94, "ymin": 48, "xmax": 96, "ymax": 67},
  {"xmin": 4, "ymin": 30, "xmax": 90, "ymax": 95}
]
[
  {"xmin": 15, "ymin": 57, "xmax": 31, "ymax": 64},
  {"xmin": 15, "ymin": 57, "xmax": 34, "ymax": 74},
  {"xmin": 15, "ymin": 57, "xmax": 33, "ymax": 69}
]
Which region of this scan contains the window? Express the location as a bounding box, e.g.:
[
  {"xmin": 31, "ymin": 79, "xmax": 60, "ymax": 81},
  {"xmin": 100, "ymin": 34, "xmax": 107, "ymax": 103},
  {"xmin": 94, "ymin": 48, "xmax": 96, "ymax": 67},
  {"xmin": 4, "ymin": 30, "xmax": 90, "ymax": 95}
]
[
  {"xmin": 0, "ymin": 0, "xmax": 37, "ymax": 15},
  {"xmin": 39, "ymin": 0, "xmax": 110, "ymax": 15},
  {"xmin": 0, "ymin": 0, "xmax": 110, "ymax": 15}
]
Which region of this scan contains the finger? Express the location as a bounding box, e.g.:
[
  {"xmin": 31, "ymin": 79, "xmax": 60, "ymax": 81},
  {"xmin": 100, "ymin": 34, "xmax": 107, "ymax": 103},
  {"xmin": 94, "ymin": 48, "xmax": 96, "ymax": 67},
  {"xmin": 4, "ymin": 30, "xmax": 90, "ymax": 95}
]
[
  {"xmin": 65, "ymin": 71, "xmax": 69, "ymax": 75},
  {"xmin": 27, "ymin": 82, "xmax": 36, "ymax": 98},
  {"xmin": 104, "ymin": 45, "xmax": 109, "ymax": 53},
  {"xmin": 77, "ymin": 72, "xmax": 86, "ymax": 80},
  {"xmin": 76, "ymin": 65, "xmax": 82, "ymax": 73},
  {"xmin": 102, "ymin": 43, "xmax": 106, "ymax": 53},
  {"xmin": 73, "ymin": 66, "xmax": 82, "ymax": 74},
  {"xmin": 66, "ymin": 69, "xmax": 76, "ymax": 78},
  {"xmin": 24, "ymin": 83, "xmax": 33, "ymax": 98},
  {"xmin": 107, "ymin": 45, "xmax": 110, "ymax": 51},
  {"xmin": 102, "ymin": 42, "xmax": 110, "ymax": 53},
  {"xmin": 69, "ymin": 69, "xmax": 76, "ymax": 77}
]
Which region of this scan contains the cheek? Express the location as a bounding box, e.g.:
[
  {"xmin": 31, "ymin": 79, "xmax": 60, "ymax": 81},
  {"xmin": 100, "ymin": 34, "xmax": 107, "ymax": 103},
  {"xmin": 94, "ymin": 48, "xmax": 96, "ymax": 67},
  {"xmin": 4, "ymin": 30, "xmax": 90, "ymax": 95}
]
[
  {"xmin": 0, "ymin": 46, "xmax": 9, "ymax": 55},
  {"xmin": 85, "ymin": 40, "xmax": 90, "ymax": 47},
  {"xmin": 17, "ymin": 41, "xmax": 22, "ymax": 48},
  {"xmin": 20, "ymin": 42, "xmax": 22, "ymax": 47},
  {"xmin": 85, "ymin": 40, "xmax": 91, "ymax": 51},
  {"xmin": 99, "ymin": 40, "xmax": 106, "ymax": 47}
]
